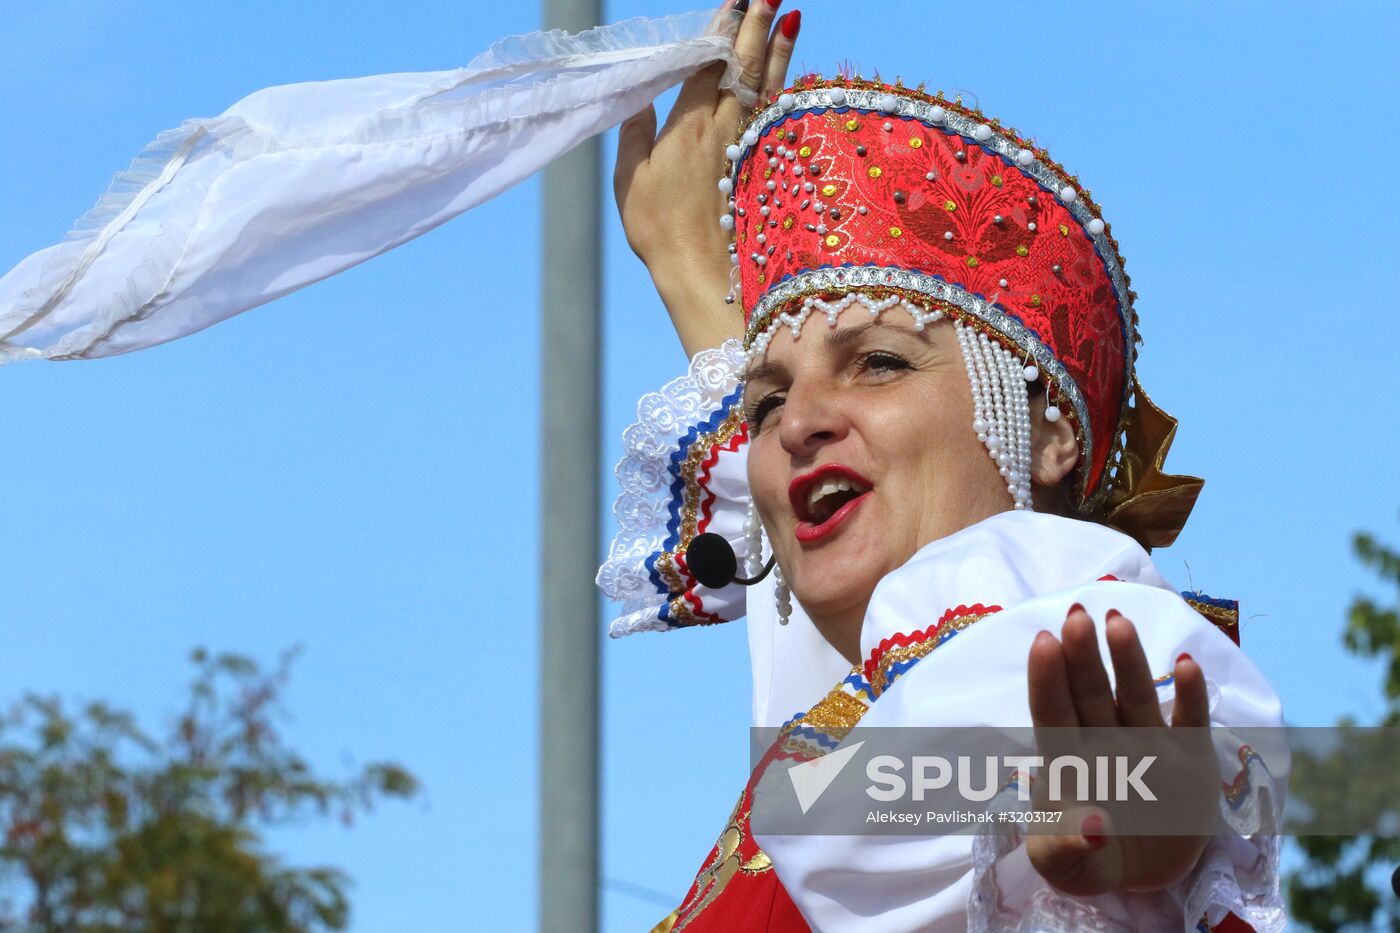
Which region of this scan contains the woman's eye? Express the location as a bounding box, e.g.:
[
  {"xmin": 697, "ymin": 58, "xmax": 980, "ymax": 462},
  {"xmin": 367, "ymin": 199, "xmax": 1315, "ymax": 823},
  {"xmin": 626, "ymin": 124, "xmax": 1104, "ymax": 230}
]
[
  {"xmin": 858, "ymin": 351, "xmax": 912, "ymax": 373},
  {"xmin": 745, "ymin": 394, "xmax": 785, "ymax": 430}
]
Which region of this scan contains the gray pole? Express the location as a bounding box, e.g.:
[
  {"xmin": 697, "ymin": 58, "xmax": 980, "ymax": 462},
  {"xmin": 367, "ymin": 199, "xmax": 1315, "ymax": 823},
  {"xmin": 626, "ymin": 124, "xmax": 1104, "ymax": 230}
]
[{"xmin": 539, "ymin": 0, "xmax": 603, "ymax": 930}]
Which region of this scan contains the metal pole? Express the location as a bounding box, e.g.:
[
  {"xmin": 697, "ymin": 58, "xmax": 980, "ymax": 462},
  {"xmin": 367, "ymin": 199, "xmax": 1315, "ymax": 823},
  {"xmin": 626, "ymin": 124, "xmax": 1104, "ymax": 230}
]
[{"xmin": 539, "ymin": 0, "xmax": 603, "ymax": 929}]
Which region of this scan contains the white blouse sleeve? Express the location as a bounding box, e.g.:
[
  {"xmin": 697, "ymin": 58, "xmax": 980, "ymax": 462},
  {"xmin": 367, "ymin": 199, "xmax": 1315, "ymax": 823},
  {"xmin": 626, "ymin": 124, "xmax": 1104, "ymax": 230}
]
[
  {"xmin": 757, "ymin": 577, "xmax": 1287, "ymax": 933},
  {"xmin": 965, "ymin": 585, "xmax": 1286, "ymax": 933}
]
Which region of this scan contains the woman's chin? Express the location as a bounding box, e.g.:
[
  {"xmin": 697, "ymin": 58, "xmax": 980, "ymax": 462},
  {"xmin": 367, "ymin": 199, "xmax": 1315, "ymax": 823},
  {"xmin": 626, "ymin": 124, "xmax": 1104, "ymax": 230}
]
[{"xmin": 788, "ymin": 560, "xmax": 886, "ymax": 625}]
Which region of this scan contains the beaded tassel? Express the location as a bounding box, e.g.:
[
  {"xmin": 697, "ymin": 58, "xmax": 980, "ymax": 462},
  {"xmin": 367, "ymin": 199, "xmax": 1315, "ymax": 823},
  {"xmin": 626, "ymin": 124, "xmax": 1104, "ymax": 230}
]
[
  {"xmin": 774, "ymin": 563, "xmax": 791, "ymax": 626},
  {"xmin": 955, "ymin": 321, "xmax": 1034, "ymax": 511},
  {"xmin": 743, "ymin": 500, "xmax": 764, "ymax": 578}
]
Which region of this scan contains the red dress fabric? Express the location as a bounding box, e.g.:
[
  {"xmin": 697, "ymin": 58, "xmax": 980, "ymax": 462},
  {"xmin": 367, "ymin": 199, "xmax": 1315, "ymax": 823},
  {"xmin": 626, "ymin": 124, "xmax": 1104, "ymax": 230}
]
[{"xmin": 667, "ymin": 784, "xmax": 809, "ymax": 931}]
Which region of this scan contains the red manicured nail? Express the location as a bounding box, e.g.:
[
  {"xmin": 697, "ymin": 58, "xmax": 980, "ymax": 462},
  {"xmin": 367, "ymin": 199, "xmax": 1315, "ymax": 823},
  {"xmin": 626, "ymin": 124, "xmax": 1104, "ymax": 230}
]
[
  {"xmin": 766, "ymin": 0, "xmax": 782, "ymax": 8},
  {"xmin": 1105, "ymin": 608, "xmax": 1123, "ymax": 621},
  {"xmin": 780, "ymin": 9, "xmax": 801, "ymax": 38},
  {"xmin": 1082, "ymin": 814, "xmax": 1104, "ymax": 843},
  {"xmin": 1067, "ymin": 602, "xmax": 1085, "ymax": 616},
  {"xmin": 1176, "ymin": 652, "xmax": 1194, "ymax": 665}
]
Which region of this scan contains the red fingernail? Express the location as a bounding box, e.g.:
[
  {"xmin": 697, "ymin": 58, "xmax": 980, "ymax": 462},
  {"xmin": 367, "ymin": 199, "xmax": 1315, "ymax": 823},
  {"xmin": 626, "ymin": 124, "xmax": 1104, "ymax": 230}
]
[
  {"xmin": 1105, "ymin": 608, "xmax": 1123, "ymax": 621},
  {"xmin": 766, "ymin": 0, "xmax": 782, "ymax": 8},
  {"xmin": 1067, "ymin": 602, "xmax": 1085, "ymax": 616},
  {"xmin": 1082, "ymin": 814, "xmax": 1104, "ymax": 843},
  {"xmin": 780, "ymin": 9, "xmax": 800, "ymax": 37},
  {"xmin": 1177, "ymin": 652, "xmax": 1194, "ymax": 664}
]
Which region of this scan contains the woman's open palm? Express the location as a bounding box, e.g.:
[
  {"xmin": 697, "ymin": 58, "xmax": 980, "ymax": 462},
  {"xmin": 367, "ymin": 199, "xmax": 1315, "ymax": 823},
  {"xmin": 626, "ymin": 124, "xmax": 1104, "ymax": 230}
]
[{"xmin": 1025, "ymin": 606, "xmax": 1216, "ymax": 896}]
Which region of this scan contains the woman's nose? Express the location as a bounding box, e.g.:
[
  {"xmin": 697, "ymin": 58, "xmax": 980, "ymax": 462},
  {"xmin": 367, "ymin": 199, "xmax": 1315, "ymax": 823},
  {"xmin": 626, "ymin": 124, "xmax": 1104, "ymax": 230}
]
[{"xmin": 778, "ymin": 379, "xmax": 850, "ymax": 457}]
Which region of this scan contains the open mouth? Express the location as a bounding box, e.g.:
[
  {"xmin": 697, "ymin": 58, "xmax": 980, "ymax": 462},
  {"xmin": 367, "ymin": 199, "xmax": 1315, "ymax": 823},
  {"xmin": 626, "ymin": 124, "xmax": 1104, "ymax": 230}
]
[{"xmin": 789, "ymin": 465, "xmax": 873, "ymax": 542}]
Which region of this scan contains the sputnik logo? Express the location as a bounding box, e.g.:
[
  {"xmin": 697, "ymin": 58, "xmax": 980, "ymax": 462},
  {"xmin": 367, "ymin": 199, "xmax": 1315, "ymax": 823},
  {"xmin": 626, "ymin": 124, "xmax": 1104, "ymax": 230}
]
[{"xmin": 788, "ymin": 741, "xmax": 866, "ymax": 815}]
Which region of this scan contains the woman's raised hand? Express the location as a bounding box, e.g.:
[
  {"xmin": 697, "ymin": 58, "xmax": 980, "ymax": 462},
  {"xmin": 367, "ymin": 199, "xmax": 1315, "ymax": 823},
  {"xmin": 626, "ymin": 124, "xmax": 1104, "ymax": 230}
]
[
  {"xmin": 1024, "ymin": 606, "xmax": 1215, "ymax": 897},
  {"xmin": 615, "ymin": 0, "xmax": 801, "ymax": 357}
]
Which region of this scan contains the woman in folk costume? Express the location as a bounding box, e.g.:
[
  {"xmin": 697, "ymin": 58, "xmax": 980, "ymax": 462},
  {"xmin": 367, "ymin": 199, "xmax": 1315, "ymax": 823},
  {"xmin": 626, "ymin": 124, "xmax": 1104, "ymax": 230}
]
[
  {"xmin": 0, "ymin": 2, "xmax": 1282, "ymax": 930},
  {"xmin": 598, "ymin": 2, "xmax": 1285, "ymax": 931}
]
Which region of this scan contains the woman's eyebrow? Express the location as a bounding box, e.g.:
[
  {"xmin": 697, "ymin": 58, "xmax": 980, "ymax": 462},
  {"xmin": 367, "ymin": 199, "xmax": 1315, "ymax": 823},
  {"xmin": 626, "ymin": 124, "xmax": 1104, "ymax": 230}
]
[
  {"xmin": 743, "ymin": 359, "xmax": 784, "ymax": 384},
  {"xmin": 823, "ymin": 318, "xmax": 922, "ymax": 350},
  {"xmin": 743, "ymin": 317, "xmax": 928, "ymax": 382}
]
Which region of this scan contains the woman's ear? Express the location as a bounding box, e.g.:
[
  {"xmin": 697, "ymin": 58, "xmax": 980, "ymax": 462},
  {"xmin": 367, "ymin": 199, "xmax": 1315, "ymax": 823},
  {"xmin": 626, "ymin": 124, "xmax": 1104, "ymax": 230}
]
[{"xmin": 1030, "ymin": 397, "xmax": 1079, "ymax": 489}]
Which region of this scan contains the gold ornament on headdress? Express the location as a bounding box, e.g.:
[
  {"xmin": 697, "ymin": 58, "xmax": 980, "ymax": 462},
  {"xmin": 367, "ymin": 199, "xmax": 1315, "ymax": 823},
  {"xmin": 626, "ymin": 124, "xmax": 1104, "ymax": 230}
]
[{"xmin": 1094, "ymin": 376, "xmax": 1204, "ymax": 550}]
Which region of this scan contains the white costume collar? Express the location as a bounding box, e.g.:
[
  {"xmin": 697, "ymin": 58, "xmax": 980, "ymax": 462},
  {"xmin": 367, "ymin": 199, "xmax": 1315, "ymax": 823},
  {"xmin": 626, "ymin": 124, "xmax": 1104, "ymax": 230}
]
[{"xmin": 748, "ymin": 511, "xmax": 1172, "ymax": 727}]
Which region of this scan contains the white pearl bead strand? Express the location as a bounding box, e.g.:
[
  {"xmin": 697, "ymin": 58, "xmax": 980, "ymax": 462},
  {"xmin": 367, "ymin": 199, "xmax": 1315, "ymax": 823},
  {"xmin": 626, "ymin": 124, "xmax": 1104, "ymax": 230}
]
[{"xmin": 953, "ymin": 321, "xmax": 1035, "ymax": 511}]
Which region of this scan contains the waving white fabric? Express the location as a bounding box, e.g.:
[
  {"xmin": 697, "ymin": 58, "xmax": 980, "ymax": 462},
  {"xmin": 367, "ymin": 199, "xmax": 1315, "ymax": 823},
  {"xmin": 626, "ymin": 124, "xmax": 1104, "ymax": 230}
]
[
  {"xmin": 0, "ymin": 11, "xmax": 741, "ymax": 364},
  {"xmin": 756, "ymin": 512, "xmax": 1286, "ymax": 932}
]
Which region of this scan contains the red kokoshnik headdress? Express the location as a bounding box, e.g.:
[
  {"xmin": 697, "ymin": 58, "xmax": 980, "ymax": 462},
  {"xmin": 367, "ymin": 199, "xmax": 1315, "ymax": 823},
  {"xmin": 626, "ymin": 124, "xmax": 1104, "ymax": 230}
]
[{"xmin": 720, "ymin": 76, "xmax": 1202, "ymax": 547}]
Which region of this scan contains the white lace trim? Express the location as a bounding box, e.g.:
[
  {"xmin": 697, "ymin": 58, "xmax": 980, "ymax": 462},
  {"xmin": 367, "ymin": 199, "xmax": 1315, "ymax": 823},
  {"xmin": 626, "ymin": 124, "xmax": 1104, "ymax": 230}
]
[
  {"xmin": 597, "ymin": 339, "xmax": 748, "ymax": 637},
  {"xmin": 969, "ymin": 757, "xmax": 1285, "ymax": 933},
  {"xmin": 1181, "ymin": 753, "xmax": 1286, "ymax": 933}
]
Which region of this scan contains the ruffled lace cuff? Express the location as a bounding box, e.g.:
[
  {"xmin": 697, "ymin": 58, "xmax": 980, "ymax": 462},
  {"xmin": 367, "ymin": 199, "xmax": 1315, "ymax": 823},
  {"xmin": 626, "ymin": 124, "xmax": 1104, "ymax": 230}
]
[
  {"xmin": 1180, "ymin": 747, "xmax": 1286, "ymax": 933},
  {"xmin": 969, "ymin": 752, "xmax": 1285, "ymax": 933},
  {"xmin": 597, "ymin": 340, "xmax": 756, "ymax": 637}
]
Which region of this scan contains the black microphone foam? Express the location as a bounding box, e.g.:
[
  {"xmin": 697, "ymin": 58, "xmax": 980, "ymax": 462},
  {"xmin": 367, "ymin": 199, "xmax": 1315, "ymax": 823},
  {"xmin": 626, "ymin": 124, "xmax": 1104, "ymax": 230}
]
[
  {"xmin": 685, "ymin": 532, "xmax": 739, "ymax": 590},
  {"xmin": 1392, "ymin": 864, "xmax": 1400, "ymax": 898}
]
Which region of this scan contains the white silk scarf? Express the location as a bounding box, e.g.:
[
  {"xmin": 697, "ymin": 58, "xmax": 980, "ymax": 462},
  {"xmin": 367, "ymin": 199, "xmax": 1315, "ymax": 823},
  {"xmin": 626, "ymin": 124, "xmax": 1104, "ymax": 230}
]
[{"xmin": 0, "ymin": 11, "xmax": 740, "ymax": 364}]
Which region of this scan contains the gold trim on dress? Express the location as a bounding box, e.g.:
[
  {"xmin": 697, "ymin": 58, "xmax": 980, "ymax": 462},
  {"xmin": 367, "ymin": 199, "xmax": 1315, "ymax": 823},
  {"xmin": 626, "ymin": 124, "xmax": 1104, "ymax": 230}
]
[
  {"xmin": 868, "ymin": 610, "xmax": 994, "ymax": 697},
  {"xmin": 1185, "ymin": 597, "xmax": 1240, "ymax": 631},
  {"xmin": 648, "ymin": 910, "xmax": 678, "ymax": 933},
  {"xmin": 785, "ymin": 685, "xmax": 870, "ymax": 744}
]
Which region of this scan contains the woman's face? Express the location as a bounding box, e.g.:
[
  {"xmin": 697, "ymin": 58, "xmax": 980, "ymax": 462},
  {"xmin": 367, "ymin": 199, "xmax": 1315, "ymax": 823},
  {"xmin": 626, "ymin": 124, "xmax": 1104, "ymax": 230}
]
[{"xmin": 743, "ymin": 307, "xmax": 1013, "ymax": 660}]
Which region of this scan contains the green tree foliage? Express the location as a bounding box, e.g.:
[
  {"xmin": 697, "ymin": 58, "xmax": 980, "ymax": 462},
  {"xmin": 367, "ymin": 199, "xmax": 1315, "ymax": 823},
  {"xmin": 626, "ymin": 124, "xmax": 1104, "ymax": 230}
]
[
  {"xmin": 0, "ymin": 649, "xmax": 418, "ymax": 932},
  {"xmin": 1287, "ymin": 523, "xmax": 1400, "ymax": 931}
]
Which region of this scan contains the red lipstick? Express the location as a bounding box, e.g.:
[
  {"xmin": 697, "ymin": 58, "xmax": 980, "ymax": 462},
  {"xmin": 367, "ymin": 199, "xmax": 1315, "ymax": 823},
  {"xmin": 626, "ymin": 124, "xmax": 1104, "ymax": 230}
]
[{"xmin": 789, "ymin": 464, "xmax": 873, "ymax": 544}]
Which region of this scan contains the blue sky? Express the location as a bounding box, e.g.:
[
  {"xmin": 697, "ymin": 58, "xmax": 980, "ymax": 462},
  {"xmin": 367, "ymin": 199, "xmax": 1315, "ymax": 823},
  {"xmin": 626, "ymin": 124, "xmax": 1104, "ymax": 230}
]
[{"xmin": 2, "ymin": 2, "xmax": 1398, "ymax": 930}]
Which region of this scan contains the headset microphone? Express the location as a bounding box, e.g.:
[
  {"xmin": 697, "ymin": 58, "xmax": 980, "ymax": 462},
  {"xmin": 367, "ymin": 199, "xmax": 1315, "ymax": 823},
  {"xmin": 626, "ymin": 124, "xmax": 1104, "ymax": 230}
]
[{"xmin": 684, "ymin": 532, "xmax": 776, "ymax": 589}]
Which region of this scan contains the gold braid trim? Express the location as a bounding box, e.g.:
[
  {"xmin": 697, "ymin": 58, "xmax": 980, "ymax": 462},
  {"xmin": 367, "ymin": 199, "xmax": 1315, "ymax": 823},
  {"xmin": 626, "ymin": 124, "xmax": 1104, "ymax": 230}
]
[
  {"xmin": 868, "ymin": 611, "xmax": 993, "ymax": 697},
  {"xmin": 782, "ymin": 683, "xmax": 870, "ymax": 745},
  {"xmin": 1185, "ymin": 598, "xmax": 1240, "ymax": 631}
]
